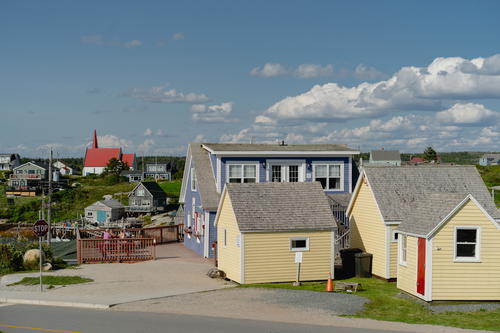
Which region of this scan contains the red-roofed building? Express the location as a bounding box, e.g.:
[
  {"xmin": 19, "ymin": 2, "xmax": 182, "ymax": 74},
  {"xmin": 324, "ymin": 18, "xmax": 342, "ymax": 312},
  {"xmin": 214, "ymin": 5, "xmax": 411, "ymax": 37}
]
[{"xmin": 83, "ymin": 130, "xmax": 137, "ymax": 176}]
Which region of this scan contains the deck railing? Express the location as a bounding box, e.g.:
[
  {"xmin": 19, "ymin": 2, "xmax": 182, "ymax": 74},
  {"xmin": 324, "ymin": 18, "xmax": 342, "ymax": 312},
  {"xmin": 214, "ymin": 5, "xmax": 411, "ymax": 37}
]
[
  {"xmin": 78, "ymin": 224, "xmax": 184, "ymax": 244},
  {"xmin": 77, "ymin": 238, "xmax": 156, "ymax": 264}
]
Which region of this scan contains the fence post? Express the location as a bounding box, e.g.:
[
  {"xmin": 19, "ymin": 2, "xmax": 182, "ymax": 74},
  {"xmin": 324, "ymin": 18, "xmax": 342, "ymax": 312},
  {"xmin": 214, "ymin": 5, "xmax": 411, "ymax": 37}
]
[
  {"xmin": 160, "ymin": 227, "xmax": 163, "ymax": 244},
  {"xmin": 153, "ymin": 238, "xmax": 156, "ymax": 260}
]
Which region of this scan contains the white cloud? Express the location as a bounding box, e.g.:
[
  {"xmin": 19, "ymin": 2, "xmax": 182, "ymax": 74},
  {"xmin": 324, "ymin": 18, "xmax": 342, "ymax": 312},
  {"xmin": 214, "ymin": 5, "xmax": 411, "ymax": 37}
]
[
  {"xmin": 193, "ymin": 134, "xmax": 206, "ymax": 142},
  {"xmin": 250, "ymin": 63, "xmax": 333, "ymax": 78},
  {"xmin": 144, "ymin": 128, "xmax": 153, "ymax": 136},
  {"xmin": 124, "ymin": 85, "xmax": 210, "ymax": 104},
  {"xmin": 353, "ymin": 64, "xmax": 386, "ymax": 81},
  {"xmin": 191, "ymin": 102, "xmax": 235, "ymax": 123},
  {"xmin": 124, "ymin": 40, "xmax": 142, "ymax": 48},
  {"xmin": 172, "ymin": 33, "xmax": 185, "ymax": 40},
  {"xmin": 260, "ymin": 54, "xmax": 500, "ymax": 124},
  {"xmin": 138, "ymin": 139, "xmax": 155, "ymax": 153},
  {"xmin": 96, "ymin": 135, "xmax": 132, "ymax": 148},
  {"xmin": 436, "ymin": 103, "xmax": 499, "ymax": 125},
  {"xmin": 81, "ymin": 35, "xmax": 104, "ymax": 45},
  {"xmin": 294, "ymin": 64, "xmax": 333, "ymax": 78},
  {"xmin": 250, "ymin": 63, "xmax": 288, "ymax": 77}
]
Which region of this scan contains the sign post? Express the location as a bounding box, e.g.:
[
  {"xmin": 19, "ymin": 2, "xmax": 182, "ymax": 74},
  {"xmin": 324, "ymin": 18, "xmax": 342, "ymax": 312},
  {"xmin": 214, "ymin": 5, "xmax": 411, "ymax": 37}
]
[
  {"xmin": 33, "ymin": 219, "xmax": 49, "ymax": 292},
  {"xmin": 293, "ymin": 252, "xmax": 303, "ymax": 286}
]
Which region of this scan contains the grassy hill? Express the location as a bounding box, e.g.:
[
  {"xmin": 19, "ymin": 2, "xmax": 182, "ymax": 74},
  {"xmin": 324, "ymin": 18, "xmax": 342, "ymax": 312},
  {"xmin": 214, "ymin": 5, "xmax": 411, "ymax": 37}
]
[{"xmin": 476, "ymin": 165, "xmax": 500, "ymax": 206}]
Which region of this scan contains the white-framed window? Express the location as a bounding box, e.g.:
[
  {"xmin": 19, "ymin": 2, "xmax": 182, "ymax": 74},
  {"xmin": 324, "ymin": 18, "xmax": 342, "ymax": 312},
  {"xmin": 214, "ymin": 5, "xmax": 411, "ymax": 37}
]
[
  {"xmin": 191, "ymin": 168, "xmax": 197, "ymax": 191},
  {"xmin": 392, "ymin": 230, "xmax": 399, "ymax": 243},
  {"xmin": 227, "ymin": 164, "xmax": 257, "ymax": 183},
  {"xmin": 313, "ymin": 163, "xmax": 343, "ymax": 190},
  {"xmin": 290, "ymin": 237, "xmax": 309, "ymax": 252},
  {"xmin": 399, "ymin": 234, "xmax": 407, "ymax": 265},
  {"xmin": 137, "ymin": 189, "xmax": 145, "ymax": 196},
  {"xmin": 268, "ymin": 161, "xmax": 304, "ymax": 183},
  {"xmin": 455, "ymin": 226, "xmax": 480, "ymax": 262}
]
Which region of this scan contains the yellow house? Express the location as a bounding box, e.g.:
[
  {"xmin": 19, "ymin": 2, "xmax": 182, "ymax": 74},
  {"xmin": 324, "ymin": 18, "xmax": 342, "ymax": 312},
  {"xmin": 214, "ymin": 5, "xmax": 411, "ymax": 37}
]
[
  {"xmin": 347, "ymin": 166, "xmax": 500, "ymax": 281},
  {"xmin": 215, "ymin": 182, "xmax": 337, "ymax": 284}
]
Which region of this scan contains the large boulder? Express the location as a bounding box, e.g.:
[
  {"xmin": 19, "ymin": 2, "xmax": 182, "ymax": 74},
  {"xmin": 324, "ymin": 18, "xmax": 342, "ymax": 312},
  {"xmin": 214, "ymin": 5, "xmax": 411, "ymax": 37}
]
[
  {"xmin": 207, "ymin": 268, "xmax": 226, "ymax": 279},
  {"xmin": 23, "ymin": 249, "xmax": 45, "ymax": 267}
]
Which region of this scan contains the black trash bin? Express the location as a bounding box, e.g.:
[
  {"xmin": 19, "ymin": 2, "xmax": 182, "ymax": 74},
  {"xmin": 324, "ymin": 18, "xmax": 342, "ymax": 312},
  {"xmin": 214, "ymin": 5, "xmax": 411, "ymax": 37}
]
[
  {"xmin": 340, "ymin": 248, "xmax": 363, "ymax": 278},
  {"xmin": 355, "ymin": 252, "xmax": 373, "ymax": 278}
]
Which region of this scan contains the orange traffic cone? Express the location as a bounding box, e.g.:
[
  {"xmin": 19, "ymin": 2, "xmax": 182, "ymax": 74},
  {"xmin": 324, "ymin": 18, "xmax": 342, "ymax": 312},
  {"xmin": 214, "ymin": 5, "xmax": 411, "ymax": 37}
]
[{"xmin": 326, "ymin": 273, "xmax": 333, "ymax": 292}]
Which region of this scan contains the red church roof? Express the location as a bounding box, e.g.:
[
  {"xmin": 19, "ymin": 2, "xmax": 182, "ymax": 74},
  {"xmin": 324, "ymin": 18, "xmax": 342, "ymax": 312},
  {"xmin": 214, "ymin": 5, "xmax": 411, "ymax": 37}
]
[
  {"xmin": 121, "ymin": 153, "xmax": 136, "ymax": 168},
  {"xmin": 84, "ymin": 148, "xmax": 122, "ymax": 167}
]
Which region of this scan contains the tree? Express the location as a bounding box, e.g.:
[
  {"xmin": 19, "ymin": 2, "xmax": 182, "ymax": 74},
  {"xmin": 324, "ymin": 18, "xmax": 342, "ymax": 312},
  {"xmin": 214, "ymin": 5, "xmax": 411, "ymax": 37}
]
[
  {"xmin": 423, "ymin": 147, "xmax": 437, "ymax": 162},
  {"xmin": 103, "ymin": 158, "xmax": 129, "ymax": 176}
]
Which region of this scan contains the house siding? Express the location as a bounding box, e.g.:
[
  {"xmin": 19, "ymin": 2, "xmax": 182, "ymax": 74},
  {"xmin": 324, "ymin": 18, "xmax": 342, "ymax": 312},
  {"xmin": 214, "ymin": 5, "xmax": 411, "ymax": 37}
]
[
  {"xmin": 397, "ymin": 235, "xmax": 418, "ymax": 296},
  {"xmin": 183, "ymin": 154, "xmax": 205, "ymax": 256},
  {"xmin": 431, "ymin": 200, "xmax": 500, "ymax": 300},
  {"xmin": 349, "ymin": 180, "xmax": 388, "ymax": 279},
  {"xmin": 216, "ymin": 193, "xmax": 241, "ymax": 282},
  {"xmin": 389, "ymin": 225, "xmax": 399, "ymax": 278},
  {"xmin": 243, "ymin": 230, "xmax": 332, "ymax": 284}
]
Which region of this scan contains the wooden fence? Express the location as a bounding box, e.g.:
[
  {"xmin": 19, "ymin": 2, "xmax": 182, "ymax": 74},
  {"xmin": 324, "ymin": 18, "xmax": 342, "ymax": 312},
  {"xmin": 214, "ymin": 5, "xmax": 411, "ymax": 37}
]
[
  {"xmin": 79, "ymin": 224, "xmax": 184, "ymax": 244},
  {"xmin": 77, "ymin": 238, "xmax": 156, "ymax": 264}
]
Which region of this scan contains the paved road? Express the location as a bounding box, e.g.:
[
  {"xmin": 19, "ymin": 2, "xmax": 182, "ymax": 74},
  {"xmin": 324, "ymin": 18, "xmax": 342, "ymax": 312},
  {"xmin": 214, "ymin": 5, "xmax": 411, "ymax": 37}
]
[{"xmin": 0, "ymin": 304, "xmax": 400, "ymax": 333}]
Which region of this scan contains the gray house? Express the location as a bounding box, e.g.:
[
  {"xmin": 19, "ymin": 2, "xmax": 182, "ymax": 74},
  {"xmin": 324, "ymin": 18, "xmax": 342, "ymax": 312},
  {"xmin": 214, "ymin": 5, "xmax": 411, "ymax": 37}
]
[
  {"xmin": 120, "ymin": 170, "xmax": 145, "ymax": 182},
  {"xmin": 369, "ymin": 150, "xmax": 401, "ymax": 166},
  {"xmin": 7, "ymin": 161, "xmax": 49, "ymax": 195},
  {"xmin": 144, "ymin": 163, "xmax": 171, "ymax": 180},
  {"xmin": 126, "ymin": 182, "xmax": 168, "ymax": 214},
  {"xmin": 0, "ymin": 153, "xmax": 20, "ymax": 171},
  {"xmin": 85, "ymin": 199, "xmax": 125, "ymax": 224},
  {"xmin": 479, "ymin": 153, "xmax": 500, "ymax": 166}
]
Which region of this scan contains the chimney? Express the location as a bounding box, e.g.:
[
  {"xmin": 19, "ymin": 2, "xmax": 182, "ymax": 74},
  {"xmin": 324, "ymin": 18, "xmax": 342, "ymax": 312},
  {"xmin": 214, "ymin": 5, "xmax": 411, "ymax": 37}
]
[{"xmin": 92, "ymin": 129, "xmax": 98, "ymax": 149}]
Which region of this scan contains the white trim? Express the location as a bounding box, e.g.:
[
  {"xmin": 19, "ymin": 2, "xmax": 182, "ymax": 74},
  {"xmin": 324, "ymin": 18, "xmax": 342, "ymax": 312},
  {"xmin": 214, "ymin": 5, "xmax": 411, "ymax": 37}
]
[
  {"xmin": 385, "ymin": 226, "xmax": 391, "ymax": 279},
  {"xmin": 453, "ymin": 226, "xmax": 481, "ymax": 262},
  {"xmin": 346, "ymin": 172, "xmax": 364, "ymax": 216},
  {"xmin": 179, "ymin": 145, "xmax": 192, "ymax": 204},
  {"xmin": 424, "ymin": 238, "xmax": 433, "ymax": 301},
  {"xmin": 214, "ymin": 186, "xmax": 228, "ymax": 227},
  {"xmin": 190, "ymin": 167, "xmax": 197, "ymax": 192},
  {"xmin": 225, "ymin": 162, "xmax": 259, "ymax": 184},
  {"xmin": 200, "ymin": 146, "xmax": 360, "ymax": 156},
  {"xmin": 348, "ymin": 156, "xmax": 352, "ymax": 193},
  {"xmin": 427, "ymin": 195, "xmax": 500, "ymax": 238},
  {"xmin": 204, "ymin": 211, "xmax": 210, "ymax": 258},
  {"xmin": 289, "ymin": 237, "xmax": 310, "ymax": 252},
  {"xmin": 267, "ymin": 159, "xmax": 306, "ymax": 183},
  {"xmin": 240, "ymin": 232, "xmax": 245, "ymax": 283},
  {"xmin": 216, "ymin": 157, "xmax": 222, "ymax": 193},
  {"xmin": 391, "ymin": 230, "xmax": 399, "ymax": 243},
  {"xmin": 385, "ymin": 220, "xmax": 401, "ymax": 226},
  {"xmin": 330, "ymin": 230, "xmax": 335, "ymax": 278},
  {"xmin": 399, "ymin": 234, "xmax": 408, "ymax": 266},
  {"xmin": 312, "ymin": 162, "xmax": 344, "ymax": 192}
]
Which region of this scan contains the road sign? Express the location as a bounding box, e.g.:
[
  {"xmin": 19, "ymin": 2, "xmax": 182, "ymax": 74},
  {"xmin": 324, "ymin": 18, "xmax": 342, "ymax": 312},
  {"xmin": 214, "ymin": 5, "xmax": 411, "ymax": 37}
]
[{"xmin": 33, "ymin": 219, "xmax": 49, "ymax": 237}]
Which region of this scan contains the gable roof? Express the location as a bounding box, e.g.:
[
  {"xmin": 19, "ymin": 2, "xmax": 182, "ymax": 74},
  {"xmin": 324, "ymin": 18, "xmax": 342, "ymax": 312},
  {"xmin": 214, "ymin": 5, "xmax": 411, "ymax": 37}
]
[
  {"xmin": 136, "ymin": 181, "xmax": 167, "ymax": 199},
  {"xmin": 97, "ymin": 199, "xmax": 124, "ymax": 209},
  {"xmin": 223, "ymin": 182, "xmax": 336, "ymax": 232},
  {"xmin": 202, "ymin": 143, "xmax": 358, "ymax": 153},
  {"xmin": 190, "ymin": 143, "xmax": 220, "ymax": 210},
  {"xmin": 370, "ymin": 150, "xmax": 401, "ymax": 162},
  {"xmin": 361, "ymin": 166, "xmax": 500, "ymax": 222},
  {"xmin": 84, "ymin": 148, "xmax": 122, "ymax": 167},
  {"xmin": 14, "ymin": 161, "xmax": 48, "ymax": 171},
  {"xmin": 121, "ymin": 153, "xmax": 136, "ymax": 167}
]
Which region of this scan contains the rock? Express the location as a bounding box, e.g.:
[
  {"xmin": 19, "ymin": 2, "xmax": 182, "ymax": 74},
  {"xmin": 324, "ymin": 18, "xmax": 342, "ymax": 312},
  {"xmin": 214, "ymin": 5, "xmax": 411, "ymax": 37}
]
[
  {"xmin": 23, "ymin": 249, "xmax": 45, "ymax": 266},
  {"xmin": 42, "ymin": 263, "xmax": 52, "ymax": 271},
  {"xmin": 207, "ymin": 268, "xmax": 226, "ymax": 279}
]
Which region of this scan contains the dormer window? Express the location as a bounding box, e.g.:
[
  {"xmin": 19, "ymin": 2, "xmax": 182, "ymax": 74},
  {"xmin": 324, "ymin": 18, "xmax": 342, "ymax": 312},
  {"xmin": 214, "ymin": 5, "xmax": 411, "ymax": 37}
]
[
  {"xmin": 313, "ymin": 163, "xmax": 343, "ymax": 190},
  {"xmin": 228, "ymin": 164, "xmax": 257, "ymax": 183}
]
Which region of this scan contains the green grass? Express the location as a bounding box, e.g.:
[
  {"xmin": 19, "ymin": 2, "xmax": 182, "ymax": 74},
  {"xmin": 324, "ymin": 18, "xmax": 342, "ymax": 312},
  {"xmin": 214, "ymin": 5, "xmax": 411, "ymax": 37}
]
[
  {"xmin": 477, "ymin": 165, "xmax": 500, "ymax": 206},
  {"xmin": 8, "ymin": 275, "xmax": 93, "ymax": 286},
  {"xmin": 158, "ymin": 180, "xmax": 182, "ymax": 196},
  {"xmin": 241, "ymin": 278, "xmax": 500, "ymax": 331}
]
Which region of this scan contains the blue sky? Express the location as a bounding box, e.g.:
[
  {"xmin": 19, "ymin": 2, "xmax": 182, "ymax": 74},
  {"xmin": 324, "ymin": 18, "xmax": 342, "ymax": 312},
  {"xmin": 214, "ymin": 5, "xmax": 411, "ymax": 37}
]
[{"xmin": 1, "ymin": 1, "xmax": 500, "ymax": 157}]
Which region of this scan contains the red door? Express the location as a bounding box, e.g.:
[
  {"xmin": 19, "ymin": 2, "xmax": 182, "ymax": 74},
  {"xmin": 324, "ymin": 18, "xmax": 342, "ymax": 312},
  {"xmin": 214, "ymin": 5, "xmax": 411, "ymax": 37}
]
[{"xmin": 417, "ymin": 238, "xmax": 426, "ymax": 295}]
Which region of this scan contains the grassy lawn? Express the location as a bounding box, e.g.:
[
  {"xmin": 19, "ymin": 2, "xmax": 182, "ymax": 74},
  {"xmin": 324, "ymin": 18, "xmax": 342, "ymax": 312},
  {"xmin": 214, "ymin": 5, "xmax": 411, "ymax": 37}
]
[
  {"xmin": 241, "ymin": 278, "xmax": 500, "ymax": 332},
  {"xmin": 477, "ymin": 164, "xmax": 500, "ymax": 207},
  {"xmin": 8, "ymin": 275, "xmax": 93, "ymax": 286},
  {"xmin": 158, "ymin": 180, "xmax": 182, "ymax": 196}
]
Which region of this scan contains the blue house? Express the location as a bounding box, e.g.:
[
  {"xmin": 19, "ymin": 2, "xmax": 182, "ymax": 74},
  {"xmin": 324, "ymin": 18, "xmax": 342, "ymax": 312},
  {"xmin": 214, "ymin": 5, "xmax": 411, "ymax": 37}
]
[{"xmin": 179, "ymin": 142, "xmax": 360, "ymax": 257}]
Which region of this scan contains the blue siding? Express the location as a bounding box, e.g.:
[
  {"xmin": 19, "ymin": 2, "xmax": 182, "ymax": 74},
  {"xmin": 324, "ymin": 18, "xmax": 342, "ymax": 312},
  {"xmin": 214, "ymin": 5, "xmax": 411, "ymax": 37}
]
[
  {"xmin": 183, "ymin": 154, "xmax": 204, "ymax": 256},
  {"xmin": 209, "ymin": 152, "xmax": 217, "ymax": 179}
]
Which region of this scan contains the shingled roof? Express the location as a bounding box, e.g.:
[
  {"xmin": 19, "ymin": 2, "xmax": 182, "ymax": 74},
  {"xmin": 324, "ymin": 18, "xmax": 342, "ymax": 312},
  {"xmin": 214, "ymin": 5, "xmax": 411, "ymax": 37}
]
[
  {"xmin": 202, "ymin": 143, "xmax": 358, "ymax": 153},
  {"xmin": 190, "ymin": 143, "xmax": 220, "ymax": 210},
  {"xmin": 224, "ymin": 182, "xmax": 337, "ymax": 232},
  {"xmin": 363, "ymin": 165, "xmax": 500, "ymax": 223},
  {"xmin": 140, "ymin": 182, "xmax": 167, "ymax": 199}
]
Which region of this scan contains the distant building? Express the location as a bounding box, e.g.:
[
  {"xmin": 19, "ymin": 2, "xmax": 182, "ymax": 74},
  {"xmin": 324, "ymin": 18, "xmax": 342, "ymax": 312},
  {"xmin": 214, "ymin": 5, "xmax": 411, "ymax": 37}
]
[
  {"xmin": 0, "ymin": 153, "xmax": 20, "ymax": 171},
  {"xmin": 126, "ymin": 182, "xmax": 168, "ymax": 214},
  {"xmin": 120, "ymin": 170, "xmax": 144, "ymax": 182},
  {"xmin": 53, "ymin": 161, "xmax": 73, "ymax": 176},
  {"xmin": 369, "ymin": 150, "xmax": 401, "ymax": 166},
  {"xmin": 84, "ymin": 199, "xmax": 125, "ymax": 224},
  {"xmin": 409, "ymin": 156, "xmax": 425, "ymax": 164},
  {"xmin": 479, "ymin": 153, "xmax": 500, "ymax": 166},
  {"xmin": 144, "ymin": 163, "xmax": 171, "ymax": 180},
  {"xmin": 83, "ymin": 130, "xmax": 137, "ymax": 176}
]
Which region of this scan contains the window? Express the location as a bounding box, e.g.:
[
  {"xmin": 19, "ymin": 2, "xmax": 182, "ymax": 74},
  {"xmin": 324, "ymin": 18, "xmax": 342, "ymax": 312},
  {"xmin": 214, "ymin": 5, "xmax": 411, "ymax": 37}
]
[
  {"xmin": 313, "ymin": 164, "xmax": 342, "ymax": 190},
  {"xmin": 228, "ymin": 164, "xmax": 257, "ymax": 183},
  {"xmin": 289, "ymin": 165, "xmax": 299, "ymax": 182},
  {"xmin": 191, "ymin": 168, "xmax": 197, "ymax": 191},
  {"xmin": 392, "ymin": 231, "xmax": 399, "ymax": 243},
  {"xmin": 271, "ymin": 165, "xmax": 281, "ymax": 182},
  {"xmin": 290, "ymin": 237, "xmax": 309, "ymax": 251},
  {"xmin": 399, "ymin": 234, "xmax": 407, "ymax": 265},
  {"xmin": 455, "ymin": 227, "xmax": 480, "ymax": 261},
  {"xmin": 269, "ymin": 162, "xmax": 303, "ymax": 182},
  {"xmin": 137, "ymin": 189, "xmax": 145, "ymax": 196}
]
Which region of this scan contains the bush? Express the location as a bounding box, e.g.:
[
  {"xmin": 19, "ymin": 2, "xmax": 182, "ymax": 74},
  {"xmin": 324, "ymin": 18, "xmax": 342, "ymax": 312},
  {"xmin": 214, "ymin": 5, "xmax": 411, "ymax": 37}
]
[{"xmin": 0, "ymin": 242, "xmax": 53, "ymax": 274}]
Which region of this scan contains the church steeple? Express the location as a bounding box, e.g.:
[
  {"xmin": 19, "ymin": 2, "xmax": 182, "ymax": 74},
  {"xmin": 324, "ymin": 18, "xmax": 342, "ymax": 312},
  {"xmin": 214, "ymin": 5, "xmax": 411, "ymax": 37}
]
[{"xmin": 92, "ymin": 129, "xmax": 98, "ymax": 149}]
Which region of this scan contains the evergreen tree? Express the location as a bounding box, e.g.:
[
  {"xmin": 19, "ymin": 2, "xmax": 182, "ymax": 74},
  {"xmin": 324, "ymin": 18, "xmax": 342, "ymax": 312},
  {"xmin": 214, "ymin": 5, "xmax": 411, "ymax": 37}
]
[{"xmin": 423, "ymin": 146, "xmax": 437, "ymax": 162}]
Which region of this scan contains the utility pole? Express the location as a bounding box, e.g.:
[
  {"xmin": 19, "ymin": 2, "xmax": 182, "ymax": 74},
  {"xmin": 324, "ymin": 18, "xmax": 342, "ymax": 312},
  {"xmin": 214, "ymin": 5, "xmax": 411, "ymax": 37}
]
[{"xmin": 47, "ymin": 148, "xmax": 53, "ymax": 245}]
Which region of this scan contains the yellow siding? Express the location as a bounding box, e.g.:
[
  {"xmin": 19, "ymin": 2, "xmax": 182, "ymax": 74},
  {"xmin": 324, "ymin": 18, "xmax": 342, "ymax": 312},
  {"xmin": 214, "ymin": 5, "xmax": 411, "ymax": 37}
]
[
  {"xmin": 389, "ymin": 225, "xmax": 398, "ymax": 278},
  {"xmin": 397, "ymin": 235, "xmax": 418, "ymax": 296},
  {"xmin": 243, "ymin": 231, "xmax": 332, "ymax": 284},
  {"xmin": 216, "ymin": 192, "xmax": 242, "ymax": 283},
  {"xmin": 432, "ymin": 200, "xmax": 500, "ymax": 301},
  {"xmin": 350, "ymin": 180, "xmax": 388, "ymax": 278}
]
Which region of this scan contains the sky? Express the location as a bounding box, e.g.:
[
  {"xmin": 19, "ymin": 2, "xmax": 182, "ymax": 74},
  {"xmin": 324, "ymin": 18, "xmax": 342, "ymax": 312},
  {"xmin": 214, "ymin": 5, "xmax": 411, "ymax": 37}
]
[{"xmin": 1, "ymin": 1, "xmax": 500, "ymax": 157}]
